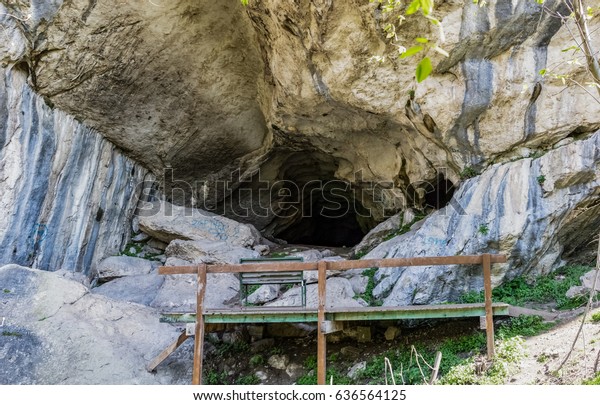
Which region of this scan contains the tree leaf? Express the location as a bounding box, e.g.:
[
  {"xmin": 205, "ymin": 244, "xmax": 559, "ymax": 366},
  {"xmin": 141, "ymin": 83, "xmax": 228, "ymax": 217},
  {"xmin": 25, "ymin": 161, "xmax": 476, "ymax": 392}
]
[
  {"xmin": 400, "ymin": 45, "xmax": 424, "ymax": 59},
  {"xmin": 420, "ymin": 0, "xmax": 433, "ymax": 15},
  {"xmin": 539, "ymin": 69, "xmax": 547, "ymax": 76},
  {"xmin": 415, "ymin": 37, "xmax": 429, "ymax": 44},
  {"xmin": 416, "ymin": 57, "xmax": 433, "ymax": 83},
  {"xmin": 406, "ymin": 0, "xmax": 421, "ymax": 15}
]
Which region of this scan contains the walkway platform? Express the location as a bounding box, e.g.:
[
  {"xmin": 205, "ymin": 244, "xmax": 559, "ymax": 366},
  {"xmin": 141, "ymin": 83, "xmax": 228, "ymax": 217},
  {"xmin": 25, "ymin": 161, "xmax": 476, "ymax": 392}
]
[{"xmin": 160, "ymin": 302, "xmax": 510, "ymax": 324}]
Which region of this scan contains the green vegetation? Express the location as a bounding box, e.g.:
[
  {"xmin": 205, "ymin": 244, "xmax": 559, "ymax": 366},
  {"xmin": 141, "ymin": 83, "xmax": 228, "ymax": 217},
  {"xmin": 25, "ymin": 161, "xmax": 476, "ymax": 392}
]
[
  {"xmin": 270, "ymin": 346, "xmax": 284, "ymax": 356},
  {"xmin": 292, "ymin": 314, "xmax": 548, "ymax": 385},
  {"xmin": 383, "ymin": 212, "xmax": 426, "ymax": 241},
  {"xmin": 536, "ymin": 175, "xmax": 546, "ymax": 185},
  {"xmin": 357, "ymin": 267, "xmax": 382, "ymax": 306},
  {"xmin": 121, "ymin": 242, "xmax": 142, "ymax": 257},
  {"xmin": 215, "ymin": 341, "xmax": 249, "ymax": 357},
  {"xmin": 354, "ymin": 248, "xmax": 369, "ymax": 259},
  {"xmin": 297, "ymin": 362, "xmax": 353, "ymax": 385},
  {"xmin": 205, "ymin": 370, "xmax": 228, "ymax": 385},
  {"xmin": 236, "ymin": 374, "xmax": 261, "ymax": 385},
  {"xmin": 2, "ymin": 289, "xmax": 10, "ymax": 293},
  {"xmin": 528, "ymin": 150, "xmax": 545, "ymax": 159},
  {"xmin": 303, "ymin": 355, "xmax": 317, "ymax": 370},
  {"xmin": 459, "ymin": 265, "xmax": 594, "ymax": 310},
  {"xmin": 497, "ymin": 315, "xmax": 554, "ymax": 339},
  {"xmin": 583, "ymin": 372, "xmax": 600, "ymax": 385},
  {"xmin": 249, "ymin": 355, "xmax": 264, "ymax": 367},
  {"xmin": 591, "ymin": 312, "xmax": 600, "ymax": 323},
  {"xmin": 460, "ymin": 166, "xmax": 479, "ymax": 179},
  {"xmin": 2, "ymin": 331, "xmax": 23, "ymax": 338},
  {"xmin": 269, "ymin": 252, "xmax": 289, "ymax": 258},
  {"xmin": 477, "ymin": 224, "xmax": 489, "ymax": 235},
  {"xmin": 440, "ymin": 337, "xmax": 525, "ymax": 385}
]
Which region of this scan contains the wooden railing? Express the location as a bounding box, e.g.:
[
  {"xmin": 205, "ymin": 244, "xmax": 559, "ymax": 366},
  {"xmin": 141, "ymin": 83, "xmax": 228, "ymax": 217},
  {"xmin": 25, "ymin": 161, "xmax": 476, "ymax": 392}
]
[{"xmin": 159, "ymin": 253, "xmax": 507, "ymax": 385}]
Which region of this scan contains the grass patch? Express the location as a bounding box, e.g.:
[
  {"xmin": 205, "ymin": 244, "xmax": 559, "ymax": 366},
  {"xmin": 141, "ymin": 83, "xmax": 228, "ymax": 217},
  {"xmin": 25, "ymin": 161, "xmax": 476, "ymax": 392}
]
[
  {"xmin": 440, "ymin": 337, "xmax": 525, "ymax": 385},
  {"xmin": 354, "ymin": 248, "xmax": 369, "ymax": 259},
  {"xmin": 249, "ymin": 355, "xmax": 264, "ymax": 367},
  {"xmin": 269, "ymin": 252, "xmax": 289, "ymax": 258},
  {"xmin": 497, "ymin": 315, "xmax": 554, "ymax": 339},
  {"xmin": 583, "ymin": 372, "xmax": 600, "ymax": 385},
  {"xmin": 121, "ymin": 242, "xmax": 143, "ymax": 257},
  {"xmin": 204, "ymin": 370, "xmax": 228, "ymax": 385},
  {"xmin": 460, "ymin": 166, "xmax": 479, "ymax": 179},
  {"xmin": 215, "ymin": 341, "xmax": 249, "ymax": 357},
  {"xmin": 3, "ymin": 289, "xmax": 10, "ymax": 293},
  {"xmin": 536, "ymin": 175, "xmax": 546, "ymax": 185},
  {"xmin": 591, "ymin": 312, "xmax": 600, "ymax": 323},
  {"xmin": 477, "ymin": 224, "xmax": 489, "ymax": 235},
  {"xmin": 236, "ymin": 374, "xmax": 261, "ymax": 385},
  {"xmin": 459, "ymin": 265, "xmax": 594, "ymax": 310},
  {"xmin": 383, "ymin": 212, "xmax": 426, "ymax": 241},
  {"xmin": 358, "ymin": 267, "xmax": 382, "ymax": 306},
  {"xmin": 2, "ymin": 331, "xmax": 22, "ymax": 338}
]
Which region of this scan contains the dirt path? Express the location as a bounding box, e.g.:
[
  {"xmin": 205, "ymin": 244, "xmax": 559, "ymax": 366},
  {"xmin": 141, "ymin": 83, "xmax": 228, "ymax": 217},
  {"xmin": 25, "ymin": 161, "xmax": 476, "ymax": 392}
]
[{"xmin": 508, "ymin": 307, "xmax": 600, "ymax": 384}]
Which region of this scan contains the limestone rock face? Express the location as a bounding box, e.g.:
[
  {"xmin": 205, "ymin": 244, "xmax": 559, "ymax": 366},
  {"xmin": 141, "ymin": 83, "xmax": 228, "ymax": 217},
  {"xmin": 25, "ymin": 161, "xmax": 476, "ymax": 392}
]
[
  {"xmin": 0, "ymin": 264, "xmax": 188, "ymax": 384},
  {"xmin": 3, "ymin": 0, "xmax": 600, "ymax": 238},
  {"xmin": 0, "ymin": 0, "xmax": 269, "ymax": 185},
  {"xmin": 0, "ymin": 69, "xmax": 147, "ymax": 274},
  {"xmin": 366, "ymin": 132, "xmax": 600, "ymax": 305}
]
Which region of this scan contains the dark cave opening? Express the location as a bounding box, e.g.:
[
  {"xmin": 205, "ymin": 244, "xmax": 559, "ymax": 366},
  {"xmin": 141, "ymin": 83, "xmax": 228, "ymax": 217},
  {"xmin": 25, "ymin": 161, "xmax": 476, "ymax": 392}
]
[
  {"xmin": 276, "ymin": 190, "xmax": 368, "ymax": 247},
  {"xmin": 412, "ymin": 174, "xmax": 456, "ymax": 210}
]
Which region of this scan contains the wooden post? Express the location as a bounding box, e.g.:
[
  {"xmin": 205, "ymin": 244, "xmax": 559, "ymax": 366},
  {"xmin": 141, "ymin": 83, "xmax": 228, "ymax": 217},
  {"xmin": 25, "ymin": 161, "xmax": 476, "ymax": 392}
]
[
  {"xmin": 317, "ymin": 261, "xmax": 327, "ymax": 385},
  {"xmin": 192, "ymin": 264, "xmax": 207, "ymax": 385},
  {"xmin": 146, "ymin": 331, "xmax": 189, "ymax": 372},
  {"xmin": 482, "ymin": 253, "xmax": 495, "ymax": 359}
]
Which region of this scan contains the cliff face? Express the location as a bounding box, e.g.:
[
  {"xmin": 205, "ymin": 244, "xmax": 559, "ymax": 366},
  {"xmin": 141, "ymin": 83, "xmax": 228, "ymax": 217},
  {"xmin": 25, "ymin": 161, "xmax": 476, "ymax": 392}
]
[
  {"xmin": 2, "ymin": 1, "xmax": 598, "ymax": 233},
  {"xmin": 0, "ymin": 1, "xmax": 598, "ymax": 278},
  {"xmin": 0, "ymin": 69, "xmax": 148, "ymax": 274}
]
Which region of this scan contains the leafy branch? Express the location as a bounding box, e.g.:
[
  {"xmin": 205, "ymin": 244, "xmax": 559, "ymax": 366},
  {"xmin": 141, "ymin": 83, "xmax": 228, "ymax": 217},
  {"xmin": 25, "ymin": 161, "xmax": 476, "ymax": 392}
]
[{"xmin": 370, "ymin": 0, "xmax": 447, "ymax": 82}]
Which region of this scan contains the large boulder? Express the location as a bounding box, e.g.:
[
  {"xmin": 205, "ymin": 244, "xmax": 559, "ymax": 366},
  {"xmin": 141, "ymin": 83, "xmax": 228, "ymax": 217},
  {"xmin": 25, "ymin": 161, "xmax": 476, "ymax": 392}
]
[
  {"xmin": 95, "ymin": 256, "xmax": 159, "ymax": 280},
  {"xmin": 165, "ymin": 239, "xmax": 259, "ymax": 265},
  {"xmin": 92, "ymin": 274, "xmax": 165, "ymax": 306},
  {"xmin": 266, "ymin": 277, "xmax": 365, "ymax": 308},
  {"xmin": 149, "ymin": 273, "xmax": 240, "ymax": 311},
  {"xmin": 138, "ymin": 201, "xmax": 261, "ymax": 247},
  {"xmin": 0, "ymin": 264, "xmax": 187, "ymax": 384}
]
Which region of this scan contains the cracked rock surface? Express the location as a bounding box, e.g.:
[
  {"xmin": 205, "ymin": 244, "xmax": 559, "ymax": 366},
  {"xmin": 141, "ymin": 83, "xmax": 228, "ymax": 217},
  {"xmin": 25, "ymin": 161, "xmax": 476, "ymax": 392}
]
[{"xmin": 0, "ymin": 264, "xmax": 193, "ymax": 384}]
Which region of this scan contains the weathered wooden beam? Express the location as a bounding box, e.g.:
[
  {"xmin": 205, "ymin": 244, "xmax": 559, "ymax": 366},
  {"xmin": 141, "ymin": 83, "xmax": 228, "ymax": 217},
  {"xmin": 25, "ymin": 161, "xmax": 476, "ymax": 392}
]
[
  {"xmin": 483, "ymin": 253, "xmax": 495, "ymax": 359},
  {"xmin": 192, "ymin": 264, "xmax": 207, "ymax": 385},
  {"xmin": 159, "ymin": 254, "xmax": 508, "ymax": 275},
  {"xmin": 146, "ymin": 331, "xmax": 189, "ymax": 372},
  {"xmin": 325, "ymin": 254, "xmax": 507, "ymax": 271},
  {"xmin": 317, "ymin": 261, "xmax": 327, "ymax": 385}
]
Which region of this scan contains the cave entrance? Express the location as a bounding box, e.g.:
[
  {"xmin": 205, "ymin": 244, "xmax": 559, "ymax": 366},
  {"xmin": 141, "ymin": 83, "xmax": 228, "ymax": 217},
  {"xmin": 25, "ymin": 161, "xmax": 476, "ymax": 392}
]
[
  {"xmin": 275, "ymin": 183, "xmax": 368, "ymax": 247},
  {"xmin": 265, "ymin": 151, "xmax": 370, "ymax": 248}
]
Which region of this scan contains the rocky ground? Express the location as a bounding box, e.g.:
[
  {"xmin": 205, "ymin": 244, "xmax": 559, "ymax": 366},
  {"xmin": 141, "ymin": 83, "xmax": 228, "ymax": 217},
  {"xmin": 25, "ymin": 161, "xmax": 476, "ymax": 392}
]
[{"xmin": 509, "ymin": 308, "xmax": 600, "ymax": 385}]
